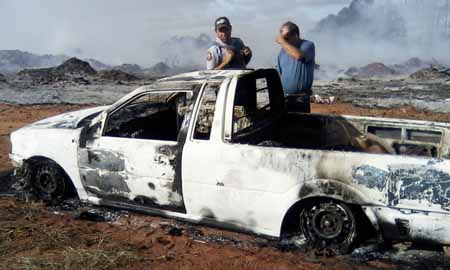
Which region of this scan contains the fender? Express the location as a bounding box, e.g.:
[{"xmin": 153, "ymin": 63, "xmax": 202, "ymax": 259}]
[
  {"xmin": 299, "ymin": 179, "xmax": 375, "ymax": 204},
  {"xmin": 288, "ymin": 179, "xmax": 382, "ymax": 233},
  {"xmin": 14, "ymin": 154, "xmax": 88, "ymax": 201}
]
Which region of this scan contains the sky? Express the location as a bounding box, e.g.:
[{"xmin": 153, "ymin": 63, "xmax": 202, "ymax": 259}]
[{"xmin": 0, "ymin": 0, "xmax": 351, "ymax": 66}]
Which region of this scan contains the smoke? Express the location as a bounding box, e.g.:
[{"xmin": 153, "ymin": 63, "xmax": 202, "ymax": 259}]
[
  {"xmin": 0, "ymin": 0, "xmax": 350, "ymax": 68},
  {"xmin": 158, "ymin": 0, "xmax": 450, "ymax": 71},
  {"xmin": 1, "ymin": 0, "xmax": 448, "ymax": 71},
  {"xmin": 158, "ymin": 34, "xmax": 212, "ymax": 69},
  {"xmin": 310, "ymin": 0, "xmax": 450, "ymax": 68}
]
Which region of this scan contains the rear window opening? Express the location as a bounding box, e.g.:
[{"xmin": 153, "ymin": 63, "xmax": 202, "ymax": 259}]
[
  {"xmin": 367, "ymin": 126, "xmax": 402, "ymax": 140},
  {"xmin": 407, "ymin": 130, "xmax": 441, "ymax": 144},
  {"xmin": 393, "ymin": 143, "xmax": 438, "ymax": 158}
]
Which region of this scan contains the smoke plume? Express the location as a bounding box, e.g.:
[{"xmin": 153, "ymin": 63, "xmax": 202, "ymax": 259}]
[{"xmin": 310, "ymin": 0, "xmax": 450, "ymax": 67}]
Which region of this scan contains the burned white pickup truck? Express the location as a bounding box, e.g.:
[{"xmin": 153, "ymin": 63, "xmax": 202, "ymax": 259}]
[{"xmin": 9, "ymin": 69, "xmax": 450, "ymax": 252}]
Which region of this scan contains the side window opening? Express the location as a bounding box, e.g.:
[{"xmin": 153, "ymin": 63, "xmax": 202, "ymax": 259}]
[
  {"xmin": 104, "ymin": 91, "xmax": 194, "ymax": 141},
  {"xmin": 193, "ymin": 84, "xmax": 220, "ymax": 140},
  {"xmin": 368, "ymin": 125, "xmax": 442, "ymax": 158},
  {"xmin": 228, "ymin": 70, "xmax": 285, "ymax": 146}
]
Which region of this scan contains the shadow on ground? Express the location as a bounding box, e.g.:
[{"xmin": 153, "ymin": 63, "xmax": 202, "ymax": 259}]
[{"xmin": 0, "ymin": 170, "xmax": 14, "ymax": 196}]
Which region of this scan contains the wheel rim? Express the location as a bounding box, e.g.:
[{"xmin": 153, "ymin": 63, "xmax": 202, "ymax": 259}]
[
  {"xmin": 300, "ymin": 200, "xmax": 356, "ymax": 249},
  {"xmin": 34, "ymin": 165, "xmax": 66, "ymax": 198},
  {"xmin": 36, "ymin": 172, "xmax": 58, "ymax": 194}
]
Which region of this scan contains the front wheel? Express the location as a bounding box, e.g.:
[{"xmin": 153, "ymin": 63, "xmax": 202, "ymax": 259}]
[
  {"xmin": 299, "ymin": 199, "xmax": 356, "ymax": 254},
  {"xmin": 32, "ymin": 160, "xmax": 73, "ymax": 201}
]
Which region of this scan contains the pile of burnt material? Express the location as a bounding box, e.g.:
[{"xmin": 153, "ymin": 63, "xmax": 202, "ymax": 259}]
[
  {"xmin": 112, "ymin": 63, "xmax": 144, "ymax": 76},
  {"xmin": 344, "ymin": 58, "xmax": 440, "ymax": 79},
  {"xmin": 145, "ymin": 62, "xmax": 172, "ymax": 78},
  {"xmin": 17, "ymin": 57, "xmax": 97, "ymax": 85},
  {"xmin": 15, "ymin": 57, "xmax": 142, "ymax": 86},
  {"xmin": 345, "ymin": 63, "xmax": 397, "ymax": 78},
  {"xmin": 97, "ymin": 69, "xmax": 139, "ymax": 82},
  {"xmin": 391, "ymin": 57, "xmax": 436, "ymax": 75},
  {"xmin": 410, "ymin": 66, "xmax": 450, "ymax": 80}
]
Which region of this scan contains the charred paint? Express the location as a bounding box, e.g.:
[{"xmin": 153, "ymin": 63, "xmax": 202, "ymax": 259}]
[
  {"xmin": 352, "ymin": 164, "xmax": 450, "ymax": 211},
  {"xmin": 298, "ymin": 185, "xmax": 315, "ymax": 198},
  {"xmin": 31, "ymin": 121, "xmax": 78, "ymax": 129},
  {"xmin": 133, "ymin": 195, "xmax": 159, "ymax": 206},
  {"xmin": 132, "ymin": 195, "xmax": 184, "ymax": 212},
  {"xmin": 318, "ymin": 181, "xmax": 355, "ymax": 202},
  {"xmin": 25, "ymin": 107, "xmax": 106, "ymax": 130},
  {"xmin": 199, "ymin": 208, "xmax": 217, "ymax": 219},
  {"xmin": 157, "ymin": 145, "xmax": 178, "ymax": 169},
  {"xmin": 352, "ymin": 165, "xmax": 388, "ymax": 192},
  {"xmin": 79, "ymin": 121, "xmax": 102, "ymax": 148},
  {"xmin": 87, "ymin": 150, "xmax": 125, "ymax": 171},
  {"xmin": 82, "ymin": 169, "xmax": 130, "ymax": 194},
  {"xmin": 148, "ymin": 182, "xmax": 156, "ymax": 190},
  {"xmin": 389, "ymin": 165, "xmax": 450, "ymax": 211}
]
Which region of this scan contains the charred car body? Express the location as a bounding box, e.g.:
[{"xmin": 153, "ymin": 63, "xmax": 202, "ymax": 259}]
[{"xmin": 9, "ymin": 69, "xmax": 450, "ymax": 252}]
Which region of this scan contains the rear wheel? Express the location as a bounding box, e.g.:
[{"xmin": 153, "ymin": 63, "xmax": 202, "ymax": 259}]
[
  {"xmin": 299, "ymin": 199, "xmax": 356, "ymax": 254},
  {"xmin": 32, "ymin": 160, "xmax": 72, "ymax": 201}
]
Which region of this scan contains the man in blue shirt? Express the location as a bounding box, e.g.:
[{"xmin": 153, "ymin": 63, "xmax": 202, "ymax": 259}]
[{"xmin": 276, "ymin": 21, "xmax": 315, "ymax": 113}]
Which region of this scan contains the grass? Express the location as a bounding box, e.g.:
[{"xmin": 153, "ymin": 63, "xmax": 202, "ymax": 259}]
[
  {"xmin": 17, "ymin": 248, "xmax": 144, "ymax": 270},
  {"xmin": 0, "ymin": 200, "xmax": 147, "ymax": 270}
]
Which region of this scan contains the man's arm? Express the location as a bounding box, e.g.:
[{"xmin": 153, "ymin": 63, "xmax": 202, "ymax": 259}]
[
  {"xmin": 213, "ymin": 49, "xmax": 234, "ymax": 70},
  {"xmin": 207, "ymin": 46, "xmax": 235, "ymax": 70},
  {"xmin": 276, "ymin": 53, "xmax": 282, "ymax": 75},
  {"xmin": 276, "ymin": 34, "xmax": 304, "ymax": 61}
]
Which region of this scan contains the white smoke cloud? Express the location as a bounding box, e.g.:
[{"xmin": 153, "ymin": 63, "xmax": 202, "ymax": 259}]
[
  {"xmin": 2, "ymin": 0, "xmax": 448, "ymax": 71},
  {"xmin": 0, "ymin": 0, "xmax": 350, "ymax": 67},
  {"xmin": 311, "ymin": 0, "xmax": 450, "ymax": 68}
]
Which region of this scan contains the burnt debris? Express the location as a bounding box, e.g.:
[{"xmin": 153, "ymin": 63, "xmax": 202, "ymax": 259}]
[
  {"xmin": 75, "ymin": 208, "xmax": 122, "ymax": 222},
  {"xmin": 17, "ymin": 57, "xmax": 97, "ymax": 85},
  {"xmin": 97, "ymin": 69, "xmax": 139, "ymax": 82}
]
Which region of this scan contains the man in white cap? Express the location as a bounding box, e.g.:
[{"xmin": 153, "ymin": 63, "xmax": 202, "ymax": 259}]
[{"xmin": 206, "ymin": 17, "xmax": 252, "ymax": 70}]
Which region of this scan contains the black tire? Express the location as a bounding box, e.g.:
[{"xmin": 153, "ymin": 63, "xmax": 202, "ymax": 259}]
[
  {"xmin": 299, "ymin": 199, "xmax": 356, "ymax": 254},
  {"xmin": 32, "ymin": 160, "xmax": 72, "ymax": 201}
]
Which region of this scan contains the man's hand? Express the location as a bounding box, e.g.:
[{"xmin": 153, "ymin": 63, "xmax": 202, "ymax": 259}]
[
  {"xmin": 242, "ymin": 46, "xmax": 252, "ymax": 65},
  {"xmin": 276, "ymin": 33, "xmax": 287, "ymax": 45},
  {"xmin": 243, "ymin": 46, "xmax": 251, "ymax": 57},
  {"xmin": 276, "ymin": 34, "xmax": 304, "ymax": 61}
]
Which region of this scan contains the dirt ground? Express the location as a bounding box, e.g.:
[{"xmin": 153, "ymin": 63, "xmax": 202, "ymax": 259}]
[{"xmin": 1, "ymin": 103, "xmax": 449, "ymax": 270}]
